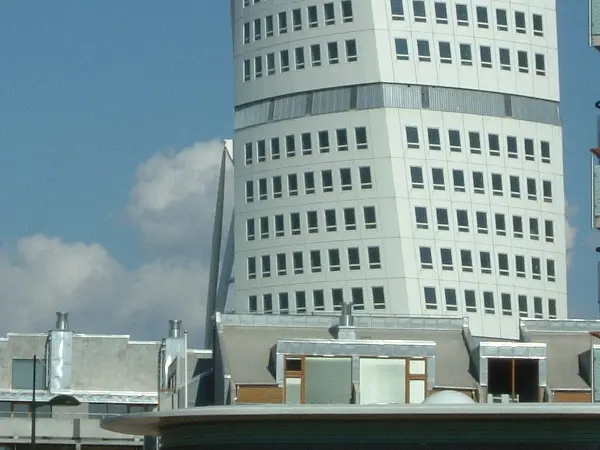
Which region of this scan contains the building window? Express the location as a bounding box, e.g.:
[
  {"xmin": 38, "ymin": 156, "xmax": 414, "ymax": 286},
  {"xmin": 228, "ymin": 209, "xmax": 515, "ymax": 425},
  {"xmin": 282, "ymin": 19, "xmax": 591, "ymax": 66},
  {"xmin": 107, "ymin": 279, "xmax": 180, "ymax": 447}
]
[
  {"xmin": 548, "ymin": 299, "xmax": 557, "ymax": 319},
  {"xmin": 329, "ymin": 249, "xmax": 341, "ymax": 272},
  {"xmin": 12, "ymin": 359, "xmax": 46, "ymax": 390},
  {"xmin": 290, "ymin": 212, "xmax": 301, "ymax": 235},
  {"xmin": 472, "ymin": 172, "xmax": 485, "ymax": 194},
  {"xmin": 431, "ymin": 168, "xmax": 445, "ymax": 190},
  {"xmin": 543, "ymin": 180, "xmax": 553, "ymax": 203},
  {"xmin": 344, "ymin": 207, "xmax": 357, "ymax": 230},
  {"xmin": 417, "ymin": 40, "xmax": 431, "ymax": 62},
  {"xmin": 341, "ymin": 0, "xmax": 354, "ymax": 22},
  {"xmin": 483, "ymin": 292, "xmax": 495, "ymax": 314},
  {"xmin": 491, "ymin": 174, "xmax": 503, "ymax": 196},
  {"xmin": 253, "ymin": 18, "xmax": 262, "ymax": 41},
  {"xmin": 280, "ymin": 50, "xmax": 290, "ymax": 72},
  {"xmin": 498, "ymin": 253, "xmax": 509, "ymax": 276},
  {"xmin": 364, "ymin": 206, "xmax": 377, "ymax": 229},
  {"xmin": 292, "ymin": 8, "xmax": 303, "ymax": 31},
  {"xmin": 413, "ymin": 0, "xmax": 427, "ymax": 22},
  {"xmin": 258, "ymin": 178, "xmax": 267, "ymax": 200},
  {"xmin": 515, "ymin": 11, "xmax": 526, "ymax": 33},
  {"xmin": 459, "ymin": 44, "xmax": 473, "ymax": 66},
  {"xmin": 415, "ymin": 207, "xmax": 428, "ymax": 229},
  {"xmin": 531, "ymin": 257, "xmax": 541, "ymax": 280},
  {"xmin": 368, "ymin": 246, "xmax": 382, "ymax": 269},
  {"xmin": 456, "ymin": 209, "xmax": 469, "ymax": 232},
  {"xmin": 499, "ymin": 48, "xmax": 511, "ymax": 71},
  {"xmin": 460, "ymin": 249, "xmax": 473, "ymax": 272},
  {"xmin": 286, "ymin": 135, "xmax": 296, "ymax": 157},
  {"xmin": 340, "ymin": 168, "xmax": 352, "ymax": 191},
  {"xmin": 275, "ymin": 214, "xmax": 285, "ymax": 237},
  {"xmin": 469, "ymin": 131, "xmax": 481, "ymax": 154},
  {"xmin": 533, "ymin": 13, "xmax": 544, "ymax": 36},
  {"xmin": 311, "ymin": 251, "xmax": 322, "ymax": 273},
  {"xmin": 296, "ymin": 291, "xmax": 307, "ymax": 314},
  {"xmin": 452, "ymin": 169, "xmax": 465, "ymax": 192},
  {"xmin": 513, "ymin": 216, "xmax": 524, "ymax": 239},
  {"xmin": 359, "ymin": 167, "xmax": 373, "ymax": 189},
  {"xmin": 254, "ymin": 56, "xmax": 262, "ymax": 78},
  {"xmin": 506, "ymin": 136, "xmax": 517, "ymax": 158},
  {"xmin": 313, "ymin": 289, "xmax": 325, "ymax": 311},
  {"xmin": 530, "ymin": 218, "xmax": 539, "ymax": 241},
  {"xmin": 244, "ymin": 142, "xmax": 253, "ymax": 165},
  {"xmin": 257, "ymin": 140, "xmax": 266, "ymax": 162},
  {"xmin": 245, "ymin": 181, "xmax": 254, "ymax": 203},
  {"xmin": 279, "ymin": 293, "xmax": 289, "ymax": 314},
  {"xmin": 448, "ymin": 130, "xmax": 461, "ymax": 152},
  {"xmin": 427, "ymin": 128, "xmax": 441, "ymax": 151},
  {"xmin": 420, "ymin": 247, "xmax": 433, "ymax": 269},
  {"xmin": 328, "ymin": 42, "xmax": 339, "ymax": 64},
  {"xmin": 535, "ymin": 53, "xmax": 546, "ymax": 76},
  {"xmin": 307, "ymin": 211, "xmax": 318, "ymax": 234},
  {"xmin": 439, "ymin": 41, "xmax": 452, "ymax": 63},
  {"xmin": 308, "ymin": 5, "xmax": 319, "ymax": 28},
  {"xmin": 243, "ymin": 22, "xmax": 251, "ymax": 44},
  {"xmin": 501, "ymin": 293, "xmax": 512, "ymax": 316},
  {"xmin": 336, "ymin": 129, "xmax": 349, "ymax": 151},
  {"xmin": 352, "ymin": 287, "xmax": 365, "ymax": 311},
  {"xmin": 526, "ymin": 178, "xmax": 537, "ymax": 201},
  {"xmin": 348, "ymin": 247, "xmax": 361, "ymax": 270},
  {"xmin": 547, "ymin": 259, "xmax": 556, "ymax": 282},
  {"xmin": 496, "ymin": 8, "xmax": 508, "ymax": 31},
  {"xmin": 445, "ymin": 288, "xmax": 458, "ymax": 312},
  {"xmin": 243, "ymin": 59, "xmax": 251, "ymax": 81},
  {"xmin": 272, "ymin": 176, "xmax": 283, "ymax": 199},
  {"xmin": 488, "ymin": 133, "xmax": 500, "ymax": 156},
  {"xmin": 266, "ymin": 15, "xmax": 274, "ymax": 37},
  {"xmin": 395, "ymin": 38, "xmax": 409, "ymax": 60},
  {"xmin": 246, "ymin": 218, "xmax": 255, "ymax": 241},
  {"xmin": 278, "ymin": 11, "xmax": 288, "ymax": 34},
  {"xmin": 332, "ymin": 288, "xmax": 344, "ymax": 310},
  {"xmin": 345, "ymin": 39, "xmax": 358, "ymax": 62},
  {"xmin": 436, "ymin": 208, "xmax": 450, "ymax": 231},
  {"xmin": 476, "ymin": 211, "xmax": 488, "ymax": 234},
  {"xmin": 480, "ymin": 251, "xmax": 492, "ymax": 275},
  {"xmin": 518, "ymin": 295, "xmax": 528, "ymax": 318},
  {"xmin": 249, "ymin": 295, "xmax": 258, "ymax": 313},
  {"xmin": 534, "ymin": 297, "xmax": 543, "ymax": 319},
  {"xmin": 277, "ymin": 253, "xmax": 287, "ymax": 276},
  {"xmin": 515, "ymin": 255, "xmax": 526, "ymax": 278},
  {"xmin": 324, "ymin": 2, "xmax": 335, "ymax": 25},
  {"xmin": 260, "ymin": 216, "xmax": 269, "ymax": 239},
  {"xmin": 261, "ymin": 255, "xmax": 271, "ymax": 278},
  {"xmin": 440, "ymin": 248, "xmax": 453, "ymax": 271},
  {"xmin": 325, "ymin": 209, "xmax": 337, "ymax": 232},
  {"xmin": 318, "ymin": 130, "xmax": 330, "ymax": 153},
  {"xmin": 456, "ymin": 4, "xmax": 469, "ymax": 26},
  {"xmin": 355, "ymin": 127, "xmax": 368, "ymax": 149},
  {"xmin": 271, "ymin": 137, "xmax": 280, "ymax": 160},
  {"xmin": 311, "ymin": 44, "xmax": 322, "ymax": 67},
  {"xmin": 391, "ymin": 0, "xmax": 405, "ymax": 20},
  {"xmin": 545, "ymin": 220, "xmax": 554, "ymax": 243},
  {"xmin": 434, "ymin": 1, "xmax": 448, "ymax": 24},
  {"xmin": 495, "ymin": 213, "xmax": 507, "ymax": 236},
  {"xmin": 424, "ymin": 287, "xmax": 437, "ymax": 310},
  {"xmin": 465, "ymin": 290, "xmax": 477, "ymax": 313},
  {"xmin": 322, "ymin": 169, "xmax": 334, "ymax": 192},
  {"xmin": 304, "ymin": 172, "xmax": 315, "ymax": 194},
  {"xmin": 288, "ymin": 174, "xmax": 298, "ymax": 196},
  {"xmin": 476, "ymin": 6, "xmax": 489, "ymax": 28},
  {"xmin": 247, "ymin": 257, "xmax": 256, "ymax": 280},
  {"xmin": 541, "ymin": 141, "xmax": 551, "ymax": 163},
  {"xmin": 372, "ymin": 287, "xmax": 386, "ymax": 310},
  {"xmin": 509, "ymin": 176, "xmax": 520, "ymax": 199},
  {"xmin": 293, "ymin": 252, "xmax": 304, "ymax": 275},
  {"xmin": 517, "ymin": 51, "xmax": 529, "ymax": 73}
]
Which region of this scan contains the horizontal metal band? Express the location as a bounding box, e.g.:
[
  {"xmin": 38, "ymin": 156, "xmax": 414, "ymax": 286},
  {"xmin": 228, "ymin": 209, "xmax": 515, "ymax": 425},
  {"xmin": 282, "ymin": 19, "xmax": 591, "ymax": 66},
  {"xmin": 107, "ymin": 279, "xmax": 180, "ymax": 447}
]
[{"xmin": 234, "ymin": 83, "xmax": 561, "ymax": 130}]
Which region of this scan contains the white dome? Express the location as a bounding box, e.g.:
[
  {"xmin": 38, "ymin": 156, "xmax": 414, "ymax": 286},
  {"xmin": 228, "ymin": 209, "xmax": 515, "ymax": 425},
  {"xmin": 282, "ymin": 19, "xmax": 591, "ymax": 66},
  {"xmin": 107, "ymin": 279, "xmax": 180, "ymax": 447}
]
[{"xmin": 422, "ymin": 390, "xmax": 476, "ymax": 405}]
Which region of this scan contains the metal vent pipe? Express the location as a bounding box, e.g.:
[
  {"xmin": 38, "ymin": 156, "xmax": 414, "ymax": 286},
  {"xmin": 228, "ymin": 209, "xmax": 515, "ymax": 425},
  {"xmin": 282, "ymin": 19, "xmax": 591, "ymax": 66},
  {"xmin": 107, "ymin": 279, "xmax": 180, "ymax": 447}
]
[
  {"xmin": 340, "ymin": 303, "xmax": 354, "ymax": 327},
  {"xmin": 169, "ymin": 320, "xmax": 182, "ymax": 338},
  {"xmin": 55, "ymin": 312, "xmax": 69, "ymax": 330}
]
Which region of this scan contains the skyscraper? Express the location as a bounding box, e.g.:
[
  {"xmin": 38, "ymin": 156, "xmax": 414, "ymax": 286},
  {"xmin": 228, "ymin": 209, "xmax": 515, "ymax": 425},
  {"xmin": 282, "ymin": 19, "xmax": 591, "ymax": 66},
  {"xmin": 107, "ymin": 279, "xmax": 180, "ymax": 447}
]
[{"xmin": 230, "ymin": 0, "xmax": 566, "ymax": 339}]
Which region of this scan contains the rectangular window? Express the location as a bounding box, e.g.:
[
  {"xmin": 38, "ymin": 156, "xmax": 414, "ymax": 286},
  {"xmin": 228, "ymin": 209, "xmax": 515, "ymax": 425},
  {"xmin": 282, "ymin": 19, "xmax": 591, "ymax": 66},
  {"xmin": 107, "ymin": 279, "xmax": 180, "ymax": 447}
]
[
  {"xmin": 272, "ymin": 176, "xmax": 282, "ymax": 198},
  {"xmin": 292, "ymin": 8, "xmax": 303, "ymax": 31},
  {"xmin": 277, "ymin": 253, "xmax": 287, "ymax": 276},
  {"xmin": 364, "ymin": 206, "xmax": 377, "ymax": 230},
  {"xmin": 427, "ymin": 128, "xmax": 441, "ymax": 150},
  {"xmin": 476, "ymin": 6, "xmax": 489, "ymax": 28},
  {"xmin": 459, "ymin": 43, "xmax": 473, "ymax": 66},
  {"xmin": 434, "ymin": 1, "xmax": 447, "ymax": 24},
  {"xmin": 424, "ymin": 287, "xmax": 437, "ymax": 310},
  {"xmin": 304, "ymin": 172, "xmax": 315, "ymax": 194},
  {"xmin": 275, "ymin": 214, "xmax": 284, "ymax": 237},
  {"xmin": 12, "ymin": 358, "xmax": 46, "ymax": 390},
  {"xmin": 296, "ymin": 291, "xmax": 307, "ymax": 314},
  {"xmin": 391, "ymin": 0, "xmax": 405, "ymax": 21},
  {"xmin": 535, "ymin": 53, "xmax": 546, "ymax": 76},
  {"xmin": 417, "ymin": 40, "xmax": 431, "ymax": 62},
  {"xmin": 524, "ymin": 139, "xmax": 534, "ymax": 160},
  {"xmin": 499, "ymin": 48, "xmax": 511, "ymax": 70},
  {"xmin": 541, "ymin": 141, "xmax": 551, "ymax": 163},
  {"xmin": 286, "ymin": 135, "xmax": 296, "ymax": 157},
  {"xmin": 258, "ymin": 178, "xmax": 267, "ymax": 200},
  {"xmin": 519, "ymin": 295, "xmax": 528, "ymax": 318},
  {"xmin": 243, "ymin": 59, "xmax": 251, "ymax": 81},
  {"xmin": 332, "ymin": 288, "xmax": 343, "ymax": 310},
  {"xmin": 513, "ymin": 215, "xmax": 524, "ymax": 239},
  {"xmin": 436, "ymin": 208, "xmax": 450, "ymax": 231},
  {"xmin": 244, "ymin": 142, "xmax": 253, "ymax": 165},
  {"xmin": 483, "ymin": 291, "xmax": 495, "ymax": 314},
  {"xmin": 246, "ymin": 218, "xmax": 255, "ymax": 241},
  {"xmin": 313, "ymin": 289, "xmax": 325, "ymax": 311},
  {"xmin": 495, "ymin": 213, "xmax": 506, "ymax": 236},
  {"xmin": 271, "ymin": 137, "xmax": 280, "ymax": 160},
  {"xmin": 515, "ymin": 11, "xmax": 526, "ymax": 33},
  {"xmin": 431, "ymin": 168, "xmax": 445, "ymax": 190},
  {"xmin": 509, "ymin": 176, "xmax": 520, "ymax": 199},
  {"xmin": 341, "ymin": 0, "xmax": 354, "ymax": 22},
  {"xmin": 260, "ymin": 216, "xmax": 269, "ymax": 239},
  {"xmin": 465, "ymin": 290, "xmax": 477, "ymax": 313},
  {"xmin": 526, "ymin": 178, "xmax": 537, "ymax": 201},
  {"xmin": 307, "ymin": 211, "xmax": 318, "ymax": 233},
  {"xmin": 476, "ymin": 211, "xmax": 488, "ymax": 234},
  {"xmin": 345, "ymin": 39, "xmax": 358, "ymax": 62},
  {"xmin": 529, "ymin": 218, "xmax": 539, "ymax": 241},
  {"xmin": 420, "ymin": 247, "xmax": 433, "ymax": 269},
  {"xmin": 534, "ymin": 296, "xmax": 543, "ymax": 319},
  {"xmin": 328, "ymin": 42, "xmax": 339, "ymax": 64},
  {"xmin": 336, "ymin": 129, "xmax": 349, "ymax": 151},
  {"xmin": 243, "ymin": 22, "xmax": 251, "ymax": 44},
  {"xmin": 266, "ymin": 53, "xmax": 276, "ymax": 75},
  {"xmin": 479, "ymin": 45, "xmax": 492, "ymax": 68},
  {"xmin": 322, "ymin": 169, "xmax": 334, "ymax": 192},
  {"xmin": 254, "ymin": 56, "xmax": 263, "ymax": 78},
  {"xmin": 491, "ymin": 173, "xmax": 503, "ymax": 196},
  {"xmin": 329, "ymin": 249, "xmax": 341, "ymax": 271},
  {"xmin": 480, "ymin": 251, "xmax": 492, "ymax": 275},
  {"xmin": 448, "ymin": 130, "xmax": 461, "ymax": 152},
  {"xmin": 439, "ymin": 41, "xmax": 452, "ymax": 63},
  {"xmin": 261, "ymin": 255, "xmax": 271, "ymax": 278},
  {"xmin": 532, "ymin": 257, "xmax": 541, "ymax": 280},
  {"xmin": 415, "ymin": 206, "xmax": 428, "ymax": 230},
  {"xmin": 247, "ymin": 256, "xmax": 256, "ymax": 280},
  {"xmin": 359, "ymin": 166, "xmax": 373, "ymax": 189},
  {"xmin": 440, "ymin": 248, "xmax": 453, "ymax": 271},
  {"xmin": 460, "ymin": 249, "xmax": 473, "ymax": 273},
  {"xmin": 373, "ymin": 287, "xmax": 386, "ymax": 310},
  {"xmin": 453, "ymin": 169, "xmax": 465, "ymax": 192},
  {"xmin": 295, "ymin": 47, "xmax": 306, "ymax": 70},
  {"xmin": 533, "ymin": 13, "xmax": 544, "ymax": 36},
  {"xmin": 501, "ymin": 293, "xmax": 512, "ymax": 316},
  {"xmin": 545, "ymin": 220, "xmax": 554, "ymax": 243},
  {"xmin": 355, "ymin": 127, "xmax": 368, "ymax": 149},
  {"xmin": 395, "ymin": 38, "xmax": 409, "ymax": 60},
  {"xmin": 469, "ymin": 131, "xmax": 481, "ymax": 154},
  {"xmin": 245, "ymin": 180, "xmax": 254, "ymax": 203},
  {"xmin": 308, "ymin": 5, "xmax": 318, "ymax": 28},
  {"xmin": 547, "ymin": 259, "xmax": 556, "ymax": 282},
  {"xmin": 473, "ymin": 171, "xmax": 485, "ymax": 194},
  {"xmin": 310, "ymin": 250, "xmax": 322, "ymax": 273},
  {"xmin": 352, "ymin": 287, "xmax": 365, "ymax": 311},
  {"xmin": 280, "ymin": 50, "xmax": 290, "ymax": 72},
  {"xmin": 254, "ymin": 18, "xmax": 262, "ymax": 41},
  {"xmin": 266, "ymin": 15, "xmax": 274, "ymax": 37},
  {"xmin": 311, "ymin": 44, "xmax": 322, "ymax": 67},
  {"xmin": 249, "ymin": 295, "xmax": 258, "ymax": 313},
  {"xmin": 456, "ymin": 4, "xmax": 469, "ymax": 26},
  {"xmin": 318, "ymin": 130, "xmax": 330, "ymax": 153},
  {"xmin": 325, "ymin": 209, "xmax": 337, "ymax": 232},
  {"xmin": 517, "ymin": 51, "xmax": 529, "ymax": 73},
  {"xmin": 348, "ymin": 247, "xmax": 361, "ymax": 270},
  {"xmin": 279, "ymin": 293, "xmax": 289, "ymax": 314},
  {"xmin": 543, "ymin": 180, "xmax": 553, "ymax": 203},
  {"xmin": 324, "ymin": 2, "xmax": 335, "ymax": 25},
  {"xmin": 256, "ymin": 140, "xmax": 266, "ymax": 162},
  {"xmin": 445, "ymin": 288, "xmax": 458, "ymax": 312},
  {"xmin": 293, "ymin": 252, "xmax": 304, "ymax": 275},
  {"xmin": 456, "ymin": 209, "xmax": 469, "ymax": 232},
  {"xmin": 515, "ymin": 255, "xmax": 526, "ymax": 278},
  {"xmin": 496, "ymin": 8, "xmax": 508, "ymax": 31},
  {"xmin": 288, "ymin": 174, "xmax": 298, "ymax": 196},
  {"xmin": 548, "ymin": 299, "xmax": 557, "ymax": 319},
  {"xmin": 507, "ymin": 136, "xmax": 518, "ymax": 158},
  {"xmin": 340, "ymin": 168, "xmax": 352, "ymax": 191},
  {"xmin": 488, "ymin": 133, "xmax": 500, "ymax": 156},
  {"xmin": 278, "ymin": 11, "xmax": 288, "ymax": 34},
  {"xmin": 344, "ymin": 207, "xmax": 357, "ymax": 230},
  {"xmin": 413, "ymin": 0, "xmax": 427, "ymax": 23},
  {"xmin": 498, "ymin": 253, "xmax": 509, "ymax": 276},
  {"xmin": 290, "ymin": 212, "xmax": 301, "ymax": 235}
]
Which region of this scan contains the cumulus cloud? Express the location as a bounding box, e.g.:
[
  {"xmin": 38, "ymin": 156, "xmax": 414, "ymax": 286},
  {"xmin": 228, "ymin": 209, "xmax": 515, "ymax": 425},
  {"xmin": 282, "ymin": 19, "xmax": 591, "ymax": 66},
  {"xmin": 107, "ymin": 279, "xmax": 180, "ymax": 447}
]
[{"xmin": 0, "ymin": 140, "xmax": 228, "ymax": 344}]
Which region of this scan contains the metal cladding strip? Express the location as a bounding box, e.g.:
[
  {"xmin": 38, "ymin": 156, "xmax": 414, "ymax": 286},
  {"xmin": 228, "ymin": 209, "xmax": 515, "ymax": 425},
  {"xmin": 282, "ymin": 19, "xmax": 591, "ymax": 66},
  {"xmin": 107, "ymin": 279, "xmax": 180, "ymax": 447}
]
[{"xmin": 234, "ymin": 83, "xmax": 561, "ymax": 130}]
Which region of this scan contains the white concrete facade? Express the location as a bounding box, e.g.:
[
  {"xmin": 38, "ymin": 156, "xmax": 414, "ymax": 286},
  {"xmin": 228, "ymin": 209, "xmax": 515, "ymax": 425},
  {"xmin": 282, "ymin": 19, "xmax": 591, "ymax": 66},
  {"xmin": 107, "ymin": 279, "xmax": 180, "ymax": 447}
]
[{"xmin": 231, "ymin": 0, "xmax": 566, "ymax": 339}]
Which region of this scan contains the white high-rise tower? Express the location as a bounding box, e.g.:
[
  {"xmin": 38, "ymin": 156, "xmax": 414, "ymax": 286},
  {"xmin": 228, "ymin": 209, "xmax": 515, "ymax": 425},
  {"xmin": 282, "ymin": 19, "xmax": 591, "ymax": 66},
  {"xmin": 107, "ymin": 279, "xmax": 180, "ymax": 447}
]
[{"xmin": 228, "ymin": 0, "xmax": 566, "ymax": 339}]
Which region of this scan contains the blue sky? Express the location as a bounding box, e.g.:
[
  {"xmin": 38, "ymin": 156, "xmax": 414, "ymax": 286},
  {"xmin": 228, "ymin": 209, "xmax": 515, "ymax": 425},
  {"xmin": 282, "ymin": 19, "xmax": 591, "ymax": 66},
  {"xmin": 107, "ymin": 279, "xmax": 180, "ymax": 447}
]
[{"xmin": 0, "ymin": 1, "xmax": 598, "ymax": 337}]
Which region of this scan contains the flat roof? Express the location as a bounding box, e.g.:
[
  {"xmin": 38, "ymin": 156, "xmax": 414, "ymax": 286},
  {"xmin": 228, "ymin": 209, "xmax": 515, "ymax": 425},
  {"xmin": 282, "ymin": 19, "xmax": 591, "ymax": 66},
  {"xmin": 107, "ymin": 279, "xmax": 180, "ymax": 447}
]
[{"xmin": 101, "ymin": 403, "xmax": 600, "ymax": 436}]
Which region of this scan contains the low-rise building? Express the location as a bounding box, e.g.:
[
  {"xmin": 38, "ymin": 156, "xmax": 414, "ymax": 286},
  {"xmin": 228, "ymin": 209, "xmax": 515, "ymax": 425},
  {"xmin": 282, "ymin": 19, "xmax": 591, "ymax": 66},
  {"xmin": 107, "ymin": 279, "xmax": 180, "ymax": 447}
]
[{"xmin": 0, "ymin": 312, "xmax": 209, "ymax": 449}]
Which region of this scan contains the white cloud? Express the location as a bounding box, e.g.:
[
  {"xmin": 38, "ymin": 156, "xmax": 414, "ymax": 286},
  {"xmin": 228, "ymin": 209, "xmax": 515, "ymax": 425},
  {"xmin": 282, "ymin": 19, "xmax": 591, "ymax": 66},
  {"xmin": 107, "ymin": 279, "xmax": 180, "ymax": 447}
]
[
  {"xmin": 565, "ymin": 200, "xmax": 578, "ymax": 268},
  {"xmin": 0, "ymin": 140, "xmax": 227, "ymax": 344}
]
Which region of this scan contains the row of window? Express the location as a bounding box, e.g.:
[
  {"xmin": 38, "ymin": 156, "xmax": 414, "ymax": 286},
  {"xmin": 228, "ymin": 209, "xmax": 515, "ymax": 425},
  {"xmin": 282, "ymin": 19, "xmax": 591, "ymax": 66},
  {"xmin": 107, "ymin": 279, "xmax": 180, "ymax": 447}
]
[
  {"xmin": 243, "ymin": 1, "xmax": 354, "ymax": 43},
  {"xmin": 404, "ymin": 126, "xmax": 552, "ymax": 163},
  {"xmin": 247, "ymin": 245, "xmax": 382, "ymax": 280},
  {"xmin": 245, "ymin": 166, "xmax": 373, "ymax": 203},
  {"xmin": 243, "ymin": 126, "xmax": 368, "ymax": 165},
  {"xmin": 243, "ymin": 38, "xmax": 358, "ymax": 81},
  {"xmin": 248, "ymin": 285, "xmax": 386, "ymax": 314},
  {"xmin": 414, "ymin": 207, "xmax": 556, "ymax": 243},
  {"xmin": 422, "ymin": 286, "xmax": 557, "ymax": 319},
  {"xmin": 394, "ymin": 38, "xmax": 547, "ymax": 76},
  {"xmin": 392, "ymin": 0, "xmax": 546, "ymax": 39},
  {"xmin": 246, "ymin": 206, "xmax": 378, "ymax": 241},
  {"xmin": 410, "ymin": 167, "xmax": 555, "ymax": 203},
  {"xmin": 418, "ymin": 246, "xmax": 557, "ymax": 282}
]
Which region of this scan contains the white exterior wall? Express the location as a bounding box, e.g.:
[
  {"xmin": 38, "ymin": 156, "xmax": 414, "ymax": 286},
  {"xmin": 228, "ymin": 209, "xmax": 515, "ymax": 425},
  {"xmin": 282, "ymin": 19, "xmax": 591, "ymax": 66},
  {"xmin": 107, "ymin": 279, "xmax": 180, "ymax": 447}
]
[{"xmin": 231, "ymin": 0, "xmax": 566, "ymax": 339}]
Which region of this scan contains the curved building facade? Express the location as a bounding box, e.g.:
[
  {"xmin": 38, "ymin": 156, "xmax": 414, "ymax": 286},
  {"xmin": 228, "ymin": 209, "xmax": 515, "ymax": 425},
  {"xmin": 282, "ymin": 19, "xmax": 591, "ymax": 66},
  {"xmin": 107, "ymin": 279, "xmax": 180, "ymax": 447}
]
[{"xmin": 231, "ymin": 0, "xmax": 566, "ymax": 338}]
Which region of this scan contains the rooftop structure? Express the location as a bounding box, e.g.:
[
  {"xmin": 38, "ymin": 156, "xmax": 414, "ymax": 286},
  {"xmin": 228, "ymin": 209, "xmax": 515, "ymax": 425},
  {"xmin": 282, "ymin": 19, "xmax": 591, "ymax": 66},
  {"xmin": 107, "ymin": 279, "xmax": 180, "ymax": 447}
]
[
  {"xmin": 0, "ymin": 313, "xmax": 209, "ymax": 449},
  {"xmin": 591, "ymin": 0, "xmax": 600, "ymax": 48},
  {"xmin": 205, "ymin": 0, "xmax": 569, "ymax": 342}
]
